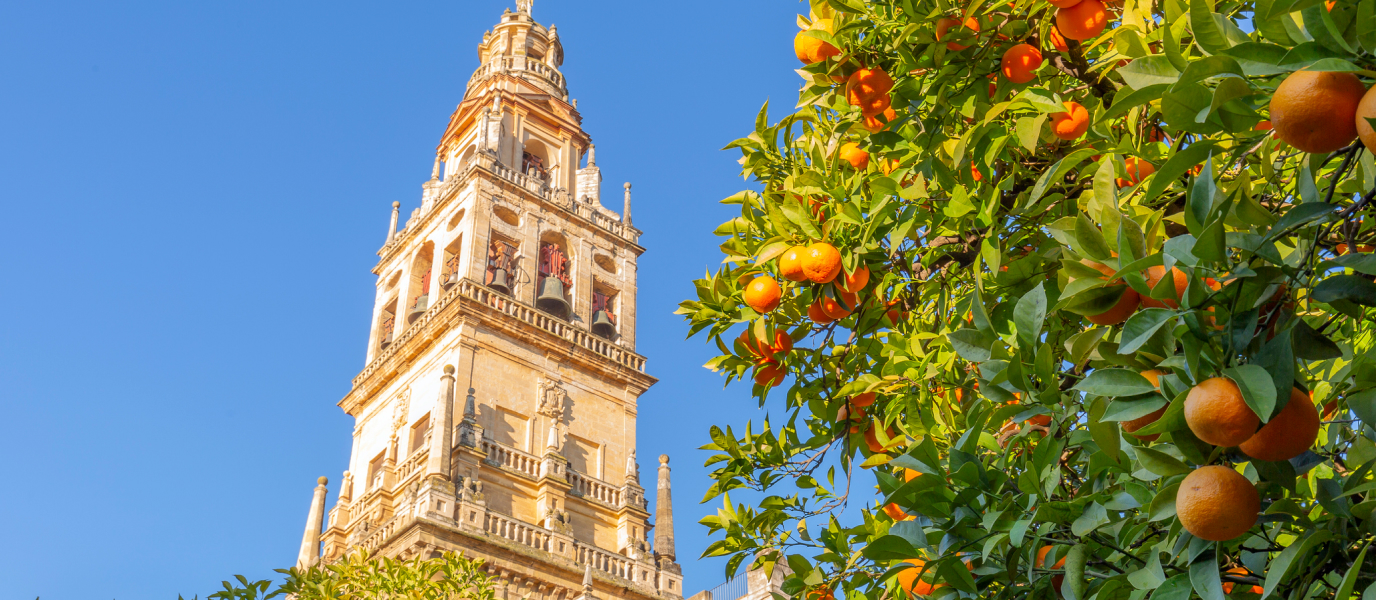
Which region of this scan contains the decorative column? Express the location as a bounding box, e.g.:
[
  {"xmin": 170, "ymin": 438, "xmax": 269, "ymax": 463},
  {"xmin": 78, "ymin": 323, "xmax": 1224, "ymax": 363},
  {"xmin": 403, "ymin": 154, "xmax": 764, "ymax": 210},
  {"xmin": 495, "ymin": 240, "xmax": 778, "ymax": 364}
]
[
  {"xmin": 616, "ymin": 450, "xmax": 650, "ymax": 559},
  {"xmin": 622, "ymin": 183, "xmax": 632, "ymax": 226},
  {"xmin": 386, "ymin": 201, "xmax": 400, "ymax": 245},
  {"xmin": 654, "ymin": 455, "xmax": 675, "ymax": 561},
  {"xmin": 295, "ymin": 476, "xmax": 329, "ymax": 570},
  {"xmin": 426, "ymin": 365, "xmax": 456, "ymax": 481},
  {"xmin": 536, "ymin": 420, "xmax": 573, "ymax": 558}
]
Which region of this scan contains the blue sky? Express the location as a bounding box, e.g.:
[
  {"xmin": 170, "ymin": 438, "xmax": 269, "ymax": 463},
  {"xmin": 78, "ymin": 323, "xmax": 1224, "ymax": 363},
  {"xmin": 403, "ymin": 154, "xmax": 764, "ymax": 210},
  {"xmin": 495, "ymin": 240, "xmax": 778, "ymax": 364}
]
[{"xmin": 0, "ymin": 1, "xmax": 811, "ymax": 597}]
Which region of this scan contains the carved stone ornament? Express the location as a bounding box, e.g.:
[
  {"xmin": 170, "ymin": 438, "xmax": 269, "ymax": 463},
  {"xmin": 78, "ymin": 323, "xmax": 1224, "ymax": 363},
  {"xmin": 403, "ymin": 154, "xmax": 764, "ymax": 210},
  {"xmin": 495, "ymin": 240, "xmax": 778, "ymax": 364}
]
[
  {"xmin": 536, "ymin": 378, "xmax": 566, "ymax": 420},
  {"xmin": 391, "ymin": 387, "xmax": 412, "ymax": 433}
]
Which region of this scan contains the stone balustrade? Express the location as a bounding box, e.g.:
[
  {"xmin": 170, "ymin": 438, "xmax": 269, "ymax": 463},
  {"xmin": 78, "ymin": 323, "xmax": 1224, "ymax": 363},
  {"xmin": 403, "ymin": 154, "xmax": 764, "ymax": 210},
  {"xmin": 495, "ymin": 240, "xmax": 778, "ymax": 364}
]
[
  {"xmin": 396, "ymin": 445, "xmax": 429, "ymax": 483},
  {"xmin": 480, "ymin": 438, "xmax": 541, "ymax": 479},
  {"xmin": 484, "ymin": 511, "xmax": 553, "ymax": 553},
  {"xmin": 567, "ymin": 470, "xmax": 623, "ymax": 507}
]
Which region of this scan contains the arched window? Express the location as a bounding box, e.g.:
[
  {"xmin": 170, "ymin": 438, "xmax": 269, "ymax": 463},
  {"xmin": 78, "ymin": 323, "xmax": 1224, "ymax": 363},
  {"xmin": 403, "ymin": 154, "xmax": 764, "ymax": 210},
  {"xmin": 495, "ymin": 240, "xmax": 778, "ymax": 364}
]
[
  {"xmin": 406, "ymin": 243, "xmax": 434, "ymax": 326},
  {"xmin": 485, "ymin": 234, "xmax": 518, "ymax": 296},
  {"xmin": 377, "ymin": 298, "xmax": 398, "ymax": 351},
  {"xmin": 522, "ymin": 139, "xmax": 551, "ymax": 182},
  {"xmin": 441, "ymin": 234, "xmax": 464, "ymax": 290},
  {"xmin": 591, "ymin": 287, "xmax": 618, "ymax": 340},
  {"xmin": 536, "ymin": 232, "xmax": 572, "ymax": 319}
]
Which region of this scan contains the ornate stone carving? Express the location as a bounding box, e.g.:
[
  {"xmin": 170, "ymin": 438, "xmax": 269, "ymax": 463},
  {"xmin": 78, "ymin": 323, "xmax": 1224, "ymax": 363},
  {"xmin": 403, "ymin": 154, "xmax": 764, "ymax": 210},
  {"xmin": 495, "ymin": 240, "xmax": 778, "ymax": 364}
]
[
  {"xmin": 536, "ymin": 378, "xmax": 567, "ymax": 420},
  {"xmin": 391, "ymin": 387, "xmax": 412, "ymax": 433}
]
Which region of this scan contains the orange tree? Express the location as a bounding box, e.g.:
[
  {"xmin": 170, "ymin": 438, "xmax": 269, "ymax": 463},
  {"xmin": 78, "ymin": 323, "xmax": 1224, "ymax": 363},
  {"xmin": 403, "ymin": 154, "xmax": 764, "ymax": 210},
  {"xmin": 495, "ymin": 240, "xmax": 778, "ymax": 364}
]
[{"xmin": 677, "ymin": 0, "xmax": 1376, "ymax": 598}]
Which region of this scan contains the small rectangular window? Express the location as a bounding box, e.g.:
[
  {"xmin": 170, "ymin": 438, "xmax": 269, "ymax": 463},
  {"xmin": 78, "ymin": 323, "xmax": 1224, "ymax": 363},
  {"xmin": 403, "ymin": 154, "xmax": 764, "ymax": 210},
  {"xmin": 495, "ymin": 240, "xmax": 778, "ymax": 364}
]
[{"xmin": 410, "ymin": 414, "xmax": 431, "ymax": 454}]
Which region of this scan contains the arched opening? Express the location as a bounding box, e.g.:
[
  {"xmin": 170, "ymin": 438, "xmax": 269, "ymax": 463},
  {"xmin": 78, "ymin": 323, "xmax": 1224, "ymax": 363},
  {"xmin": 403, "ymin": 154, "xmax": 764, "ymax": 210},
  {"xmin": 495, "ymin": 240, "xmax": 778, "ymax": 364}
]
[
  {"xmin": 485, "ymin": 232, "xmax": 518, "ymax": 296},
  {"xmin": 405, "ymin": 242, "xmax": 434, "ymax": 326},
  {"xmin": 591, "ymin": 285, "xmax": 619, "ymax": 340},
  {"xmin": 458, "ymin": 145, "xmax": 476, "ymax": 172},
  {"xmin": 493, "ymin": 205, "xmax": 520, "ymax": 227},
  {"xmin": 441, "ymin": 234, "xmax": 464, "ymax": 290},
  {"xmin": 593, "ymin": 253, "xmax": 617, "ymax": 275},
  {"xmin": 536, "ymin": 231, "xmax": 572, "ymax": 319},
  {"xmin": 446, "ymin": 208, "xmax": 467, "ymax": 232},
  {"xmin": 377, "ymin": 297, "xmax": 398, "ymax": 351},
  {"xmin": 522, "ymin": 139, "xmax": 552, "ymax": 182}
]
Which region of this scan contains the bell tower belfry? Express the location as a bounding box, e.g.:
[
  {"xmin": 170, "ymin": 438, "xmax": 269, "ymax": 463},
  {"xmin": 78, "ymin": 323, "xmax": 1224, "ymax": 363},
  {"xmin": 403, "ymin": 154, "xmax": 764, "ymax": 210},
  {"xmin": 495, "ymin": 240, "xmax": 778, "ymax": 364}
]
[{"xmin": 303, "ymin": 3, "xmax": 683, "ymax": 598}]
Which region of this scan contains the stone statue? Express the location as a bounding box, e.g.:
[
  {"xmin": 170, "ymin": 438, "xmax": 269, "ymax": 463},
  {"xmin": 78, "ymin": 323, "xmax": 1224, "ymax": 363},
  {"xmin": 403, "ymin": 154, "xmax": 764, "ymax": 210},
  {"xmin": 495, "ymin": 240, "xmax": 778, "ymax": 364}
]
[{"xmin": 537, "ymin": 379, "xmax": 566, "ymax": 419}]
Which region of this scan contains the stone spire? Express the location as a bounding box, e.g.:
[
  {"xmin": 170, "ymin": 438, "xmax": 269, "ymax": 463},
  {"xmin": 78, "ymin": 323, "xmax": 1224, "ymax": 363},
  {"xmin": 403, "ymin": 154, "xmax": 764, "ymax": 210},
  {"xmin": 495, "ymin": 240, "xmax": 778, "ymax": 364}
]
[
  {"xmin": 573, "ymin": 563, "xmax": 597, "ymax": 600},
  {"xmin": 426, "ymin": 365, "xmax": 456, "ymax": 481},
  {"xmin": 622, "ymin": 183, "xmax": 633, "ymax": 227},
  {"xmin": 295, "ymin": 476, "xmax": 329, "ymax": 569},
  {"xmin": 654, "ymin": 455, "xmax": 675, "ymax": 561},
  {"xmin": 386, "ymin": 201, "xmax": 400, "ymax": 245}
]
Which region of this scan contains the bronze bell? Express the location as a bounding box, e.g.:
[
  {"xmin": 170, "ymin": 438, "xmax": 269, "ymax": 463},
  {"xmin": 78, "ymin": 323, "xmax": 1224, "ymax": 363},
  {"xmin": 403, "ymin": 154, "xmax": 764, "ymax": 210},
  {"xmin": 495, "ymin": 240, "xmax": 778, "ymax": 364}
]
[
  {"xmin": 442, "ymin": 270, "xmax": 460, "ymax": 290},
  {"xmin": 488, "ymin": 268, "xmax": 512, "ymax": 295},
  {"xmin": 406, "ymin": 294, "xmax": 429, "ymax": 325},
  {"xmin": 591, "ymin": 310, "xmax": 616, "ymax": 339},
  {"xmin": 535, "ymin": 277, "xmax": 570, "ymax": 319}
]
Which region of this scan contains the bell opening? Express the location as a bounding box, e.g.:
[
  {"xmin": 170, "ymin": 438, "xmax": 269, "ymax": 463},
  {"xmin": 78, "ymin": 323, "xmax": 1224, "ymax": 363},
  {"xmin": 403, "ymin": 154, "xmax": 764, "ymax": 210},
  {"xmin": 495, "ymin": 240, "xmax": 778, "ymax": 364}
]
[
  {"xmin": 535, "ymin": 277, "xmax": 570, "ymax": 320},
  {"xmin": 489, "ymin": 268, "xmax": 513, "ymax": 296},
  {"xmin": 591, "ymin": 309, "xmax": 616, "ymax": 340}
]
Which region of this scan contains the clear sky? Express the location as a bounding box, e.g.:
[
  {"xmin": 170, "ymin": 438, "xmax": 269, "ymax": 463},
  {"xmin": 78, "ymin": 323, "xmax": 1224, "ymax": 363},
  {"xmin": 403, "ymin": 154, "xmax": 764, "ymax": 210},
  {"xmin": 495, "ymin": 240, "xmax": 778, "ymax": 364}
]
[{"xmin": 0, "ymin": 1, "xmax": 810, "ymax": 598}]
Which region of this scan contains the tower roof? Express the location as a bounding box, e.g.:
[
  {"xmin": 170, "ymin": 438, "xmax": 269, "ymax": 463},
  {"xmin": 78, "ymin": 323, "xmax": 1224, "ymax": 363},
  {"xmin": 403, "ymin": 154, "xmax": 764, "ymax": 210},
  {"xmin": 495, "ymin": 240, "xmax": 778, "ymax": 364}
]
[{"xmin": 470, "ymin": 1, "xmax": 567, "ymax": 99}]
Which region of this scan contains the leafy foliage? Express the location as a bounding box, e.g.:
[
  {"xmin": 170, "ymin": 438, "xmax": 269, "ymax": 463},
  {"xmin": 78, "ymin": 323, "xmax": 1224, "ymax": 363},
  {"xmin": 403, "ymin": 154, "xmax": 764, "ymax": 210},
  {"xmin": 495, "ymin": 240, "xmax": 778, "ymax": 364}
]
[
  {"xmin": 677, "ymin": 0, "xmax": 1376, "ymax": 598},
  {"xmin": 180, "ymin": 549, "xmax": 496, "ymax": 600}
]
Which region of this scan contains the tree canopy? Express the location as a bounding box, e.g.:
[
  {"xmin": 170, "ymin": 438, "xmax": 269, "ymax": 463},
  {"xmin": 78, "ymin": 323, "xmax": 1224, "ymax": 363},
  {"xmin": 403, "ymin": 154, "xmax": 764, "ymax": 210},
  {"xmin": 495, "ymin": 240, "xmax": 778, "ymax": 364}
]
[{"xmin": 677, "ymin": 0, "xmax": 1376, "ymax": 599}]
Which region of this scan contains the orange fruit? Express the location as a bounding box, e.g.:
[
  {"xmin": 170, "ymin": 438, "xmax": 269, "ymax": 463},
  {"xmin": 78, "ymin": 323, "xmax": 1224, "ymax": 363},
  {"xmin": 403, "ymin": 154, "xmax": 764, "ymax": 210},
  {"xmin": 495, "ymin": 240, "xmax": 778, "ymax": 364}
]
[
  {"xmin": 839, "ymin": 265, "xmax": 871, "ymax": 293},
  {"xmin": 971, "ymin": 162, "xmax": 984, "ymax": 181},
  {"xmin": 780, "ymin": 246, "xmax": 810, "ymax": 281},
  {"xmin": 1057, "ymin": 0, "xmax": 1108, "ymax": 41},
  {"xmin": 1123, "ymin": 370, "xmax": 1169, "ymax": 442},
  {"xmin": 1001, "ymin": 44, "xmax": 1044, "ymax": 84},
  {"xmin": 839, "ymin": 142, "xmax": 871, "ymax": 169},
  {"xmin": 935, "ymin": 16, "xmax": 981, "ymax": 51},
  {"xmin": 743, "ymin": 276, "xmax": 782, "ymax": 313},
  {"xmin": 1222, "ymin": 567, "xmax": 1263, "ymax": 595},
  {"xmin": 1185, "ymin": 377, "xmax": 1260, "ymax": 447},
  {"xmin": 821, "ymin": 291, "xmax": 858, "ymax": 319},
  {"xmin": 1176, "ymin": 465, "xmax": 1260, "ymax": 541},
  {"xmin": 1071, "ymin": 258, "xmax": 1140, "ymax": 325},
  {"xmin": 794, "ymin": 25, "xmax": 840, "ymax": 65},
  {"xmin": 806, "ymin": 587, "xmax": 836, "ymax": 600},
  {"xmin": 755, "ymin": 362, "xmax": 786, "ymax": 387},
  {"xmin": 1036, "ymin": 546, "xmax": 1067, "ymax": 594},
  {"xmin": 802, "ymin": 242, "xmax": 844, "ymax": 283},
  {"xmin": 1356, "ymin": 84, "xmax": 1376, "ymax": 153},
  {"xmin": 853, "ymin": 92, "xmax": 893, "ymax": 117},
  {"xmin": 904, "ymin": 468, "xmax": 922, "ymax": 482},
  {"xmin": 1141, "ymin": 265, "xmax": 1188, "ymax": 309},
  {"xmin": 1047, "ymin": 25, "xmax": 1069, "ymax": 52},
  {"xmin": 852, "ymin": 391, "xmax": 877, "ymax": 407},
  {"xmin": 809, "ymin": 298, "xmax": 836, "ymax": 324},
  {"xmin": 837, "ymin": 403, "xmax": 865, "ymax": 433},
  {"xmin": 898, "ymin": 559, "xmax": 944, "ymax": 596},
  {"xmin": 1254, "ymin": 120, "xmax": 1273, "ymax": 131},
  {"xmin": 1239, "ymin": 387, "xmax": 1319, "ymax": 461},
  {"xmin": 865, "ymin": 423, "xmax": 896, "ymax": 452},
  {"xmin": 1048, "ymin": 0, "xmax": 1083, "ymax": 7},
  {"xmin": 885, "ymin": 308, "xmax": 904, "ymax": 326},
  {"xmin": 882, "ymin": 502, "xmax": 910, "ymax": 521},
  {"xmin": 1050, "ymin": 101, "xmax": 1089, "ymax": 140},
  {"xmin": 1116, "ymin": 157, "xmax": 1154, "ymax": 187},
  {"xmin": 1271, "ymin": 70, "xmax": 1367, "ymax": 153},
  {"xmin": 846, "ymin": 67, "xmax": 895, "ymax": 103},
  {"xmin": 862, "ymin": 106, "xmax": 898, "ymax": 132}
]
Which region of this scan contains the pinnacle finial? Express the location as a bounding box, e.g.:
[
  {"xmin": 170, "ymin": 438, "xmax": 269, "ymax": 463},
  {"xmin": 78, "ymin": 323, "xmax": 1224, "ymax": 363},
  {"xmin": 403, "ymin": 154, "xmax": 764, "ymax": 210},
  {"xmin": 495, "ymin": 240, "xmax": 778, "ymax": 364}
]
[
  {"xmin": 444, "ymin": 364, "xmax": 456, "ymax": 375},
  {"xmin": 583, "ymin": 563, "xmax": 593, "ymax": 588},
  {"xmin": 317, "ymin": 476, "xmax": 328, "ymax": 485},
  {"xmin": 517, "ymin": 0, "xmax": 533, "ymax": 15}
]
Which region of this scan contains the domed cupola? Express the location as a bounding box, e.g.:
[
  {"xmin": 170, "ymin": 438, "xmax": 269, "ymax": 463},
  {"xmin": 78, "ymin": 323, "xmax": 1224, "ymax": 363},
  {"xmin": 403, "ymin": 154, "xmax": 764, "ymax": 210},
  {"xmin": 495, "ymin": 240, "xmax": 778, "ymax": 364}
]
[{"xmin": 469, "ymin": 1, "xmax": 567, "ymax": 99}]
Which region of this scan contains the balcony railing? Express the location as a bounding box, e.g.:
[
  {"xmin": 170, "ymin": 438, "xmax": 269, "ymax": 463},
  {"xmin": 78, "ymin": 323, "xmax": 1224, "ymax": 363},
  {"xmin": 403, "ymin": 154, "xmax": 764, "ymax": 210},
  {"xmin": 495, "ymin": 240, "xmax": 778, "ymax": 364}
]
[
  {"xmin": 480, "ymin": 438, "xmax": 540, "ymax": 479},
  {"xmin": 568, "ymin": 470, "xmax": 623, "ymax": 507}
]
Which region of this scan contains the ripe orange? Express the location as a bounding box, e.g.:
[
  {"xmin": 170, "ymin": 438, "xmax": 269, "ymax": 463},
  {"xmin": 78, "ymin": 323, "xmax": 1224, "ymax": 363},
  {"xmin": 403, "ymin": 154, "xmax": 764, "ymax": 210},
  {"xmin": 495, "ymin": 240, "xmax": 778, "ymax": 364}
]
[
  {"xmin": 1057, "ymin": 0, "xmax": 1108, "ymax": 41},
  {"xmin": 882, "ymin": 502, "xmax": 911, "ymax": 521},
  {"xmin": 1356, "ymin": 84, "xmax": 1376, "ymax": 153},
  {"xmin": 971, "ymin": 162, "xmax": 984, "ymax": 181},
  {"xmin": 1001, "ymin": 44, "xmax": 1044, "ymax": 84},
  {"xmin": 1050, "ymin": 101, "xmax": 1089, "ymax": 140},
  {"xmin": 1185, "ymin": 377, "xmax": 1260, "ymax": 447},
  {"xmin": 1048, "ymin": 0, "xmax": 1083, "ymax": 7},
  {"xmin": 1239, "ymin": 387, "xmax": 1319, "ymax": 461},
  {"xmin": 802, "ymin": 242, "xmax": 844, "ymax": 283},
  {"xmin": 839, "ymin": 265, "xmax": 871, "ymax": 293},
  {"xmin": 1116, "ymin": 157, "xmax": 1154, "ymax": 187},
  {"xmin": 1036, "ymin": 546, "xmax": 1067, "ymax": 594},
  {"xmin": 898, "ymin": 559, "xmax": 944, "ymax": 596},
  {"xmin": 935, "ymin": 16, "xmax": 980, "ymax": 51},
  {"xmin": 821, "ymin": 291, "xmax": 857, "ymax": 319},
  {"xmin": 1271, "ymin": 70, "xmax": 1367, "ymax": 153},
  {"xmin": 794, "ymin": 23, "xmax": 840, "ymax": 65},
  {"xmin": 852, "ymin": 391, "xmax": 877, "ymax": 407},
  {"xmin": 743, "ymin": 276, "xmax": 782, "ymax": 313},
  {"xmin": 1141, "ymin": 265, "xmax": 1188, "ymax": 309},
  {"xmin": 1222, "ymin": 568, "xmax": 1264, "ymax": 595},
  {"xmin": 862, "ymin": 106, "xmax": 898, "ymax": 133},
  {"xmin": 809, "ymin": 298, "xmax": 836, "ymax": 324},
  {"xmin": 779, "ymin": 246, "xmax": 810, "ymax": 281},
  {"xmin": 755, "ymin": 362, "xmax": 786, "ymax": 387},
  {"xmin": 839, "ymin": 142, "xmax": 871, "ymax": 169},
  {"xmin": 1047, "ymin": 26, "xmax": 1069, "ymax": 52},
  {"xmin": 1123, "ymin": 370, "xmax": 1169, "ymax": 441},
  {"xmin": 853, "ymin": 92, "xmax": 893, "ymax": 117},
  {"xmin": 1072, "ymin": 258, "xmax": 1140, "ymax": 325},
  {"xmin": 1176, "ymin": 465, "xmax": 1260, "ymax": 541},
  {"xmin": 847, "ymin": 68, "xmax": 895, "ymax": 115},
  {"xmin": 837, "ymin": 403, "xmax": 865, "ymax": 433},
  {"xmin": 750, "ymin": 330, "xmax": 793, "ymax": 362},
  {"xmin": 806, "ymin": 587, "xmax": 836, "ymax": 600},
  {"xmin": 865, "ymin": 423, "xmax": 896, "ymax": 452},
  {"xmin": 904, "ymin": 468, "xmax": 922, "ymax": 482}
]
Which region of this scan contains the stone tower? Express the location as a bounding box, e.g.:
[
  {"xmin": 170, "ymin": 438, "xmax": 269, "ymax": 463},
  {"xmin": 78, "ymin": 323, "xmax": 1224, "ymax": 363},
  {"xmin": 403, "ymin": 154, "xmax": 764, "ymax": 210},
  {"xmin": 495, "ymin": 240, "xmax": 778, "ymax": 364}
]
[{"xmin": 301, "ymin": 3, "xmax": 684, "ymax": 599}]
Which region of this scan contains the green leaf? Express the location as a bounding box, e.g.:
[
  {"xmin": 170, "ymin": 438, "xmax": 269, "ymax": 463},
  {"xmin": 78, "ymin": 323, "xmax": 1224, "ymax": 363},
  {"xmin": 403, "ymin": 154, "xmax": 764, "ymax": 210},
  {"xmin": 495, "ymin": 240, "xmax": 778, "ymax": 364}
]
[
  {"xmin": 1120, "ymin": 56, "xmax": 1183, "ymax": 89},
  {"xmin": 1293, "ymin": 319, "xmax": 1344, "ymax": 360},
  {"xmin": 1336, "ymin": 541, "xmax": 1372, "ymax": 600},
  {"xmin": 1063, "ymin": 544, "xmax": 1088, "ymax": 600},
  {"xmin": 1264, "ymin": 202, "xmax": 1336, "ymax": 243},
  {"xmin": 1029, "ymin": 149, "xmax": 1098, "ymax": 207},
  {"xmin": 948, "ymin": 329, "xmax": 994, "ymax": 362},
  {"xmin": 862, "ymin": 535, "xmax": 918, "ymax": 561},
  {"xmin": 1149, "ymin": 481, "xmax": 1182, "ymax": 521},
  {"xmin": 1015, "ymin": 283, "xmax": 1048, "ymax": 351},
  {"xmin": 1135, "ymin": 446, "xmax": 1192, "ymax": 476},
  {"xmin": 1103, "ymin": 394, "xmax": 1170, "ymax": 422},
  {"xmin": 937, "ymin": 556, "xmax": 978, "ymax": 593},
  {"xmin": 1262, "ymin": 530, "xmax": 1333, "ymax": 598},
  {"xmin": 1191, "ymin": 0, "xmax": 1234, "ymax": 53},
  {"xmin": 1132, "ymin": 389, "xmax": 1190, "ymax": 436},
  {"xmin": 1360, "ymin": 0, "xmax": 1376, "ymax": 53},
  {"xmin": 1347, "ymin": 389, "xmax": 1376, "ymax": 426},
  {"xmin": 1323, "ymin": 253, "xmax": 1376, "ymax": 275},
  {"xmin": 1119, "ymin": 308, "xmax": 1176, "ymax": 354},
  {"xmin": 1223, "ymin": 364, "xmax": 1278, "ymax": 424},
  {"xmin": 1076, "ymin": 213, "xmax": 1112, "ymax": 261},
  {"xmin": 1143, "ymin": 142, "xmax": 1221, "ymax": 203},
  {"xmin": 1017, "ymin": 115, "xmax": 1049, "ymax": 151},
  {"xmin": 1190, "ymin": 551, "xmax": 1226, "ymax": 600},
  {"xmin": 1089, "ymin": 396, "xmax": 1123, "ymax": 463},
  {"xmin": 1314, "ymin": 275, "xmax": 1376, "ymax": 307},
  {"xmin": 1151, "ymin": 574, "xmax": 1193, "ymax": 600},
  {"xmin": 1254, "ymin": 329, "xmax": 1295, "ymax": 419},
  {"xmin": 1099, "ymin": 84, "xmax": 1171, "ymax": 124},
  {"xmin": 1074, "ymin": 369, "xmax": 1158, "ymax": 396},
  {"xmin": 1071, "ymin": 503, "xmax": 1110, "ymax": 536}
]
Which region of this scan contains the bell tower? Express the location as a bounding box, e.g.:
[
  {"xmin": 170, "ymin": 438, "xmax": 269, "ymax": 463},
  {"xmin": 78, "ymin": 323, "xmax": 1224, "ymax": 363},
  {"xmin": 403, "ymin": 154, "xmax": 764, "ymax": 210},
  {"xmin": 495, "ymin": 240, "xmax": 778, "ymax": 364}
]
[{"xmin": 303, "ymin": 3, "xmax": 683, "ymax": 599}]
